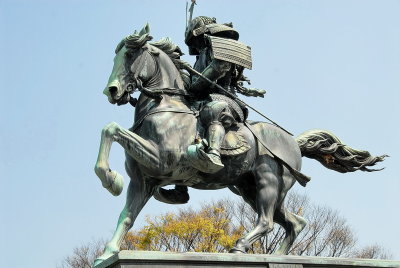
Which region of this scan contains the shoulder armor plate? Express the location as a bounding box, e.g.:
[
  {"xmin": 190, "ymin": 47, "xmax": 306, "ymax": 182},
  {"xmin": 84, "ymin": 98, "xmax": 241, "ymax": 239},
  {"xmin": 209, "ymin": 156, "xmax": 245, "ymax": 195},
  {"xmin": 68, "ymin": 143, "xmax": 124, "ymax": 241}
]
[{"xmin": 207, "ymin": 35, "xmax": 252, "ymax": 70}]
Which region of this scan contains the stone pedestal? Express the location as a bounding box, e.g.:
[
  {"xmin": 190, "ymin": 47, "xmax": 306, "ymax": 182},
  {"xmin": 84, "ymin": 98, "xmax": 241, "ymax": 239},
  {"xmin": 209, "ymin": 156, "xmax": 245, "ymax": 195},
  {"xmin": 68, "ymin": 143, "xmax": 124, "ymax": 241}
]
[{"xmin": 95, "ymin": 250, "xmax": 400, "ymax": 268}]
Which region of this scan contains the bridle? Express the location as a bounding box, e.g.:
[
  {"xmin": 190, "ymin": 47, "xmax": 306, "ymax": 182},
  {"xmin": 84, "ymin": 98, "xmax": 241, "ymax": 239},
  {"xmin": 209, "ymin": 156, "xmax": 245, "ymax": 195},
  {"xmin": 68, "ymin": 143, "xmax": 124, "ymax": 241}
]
[
  {"xmin": 124, "ymin": 45, "xmax": 189, "ymax": 106},
  {"xmin": 125, "ymin": 47, "xmax": 155, "ymax": 93}
]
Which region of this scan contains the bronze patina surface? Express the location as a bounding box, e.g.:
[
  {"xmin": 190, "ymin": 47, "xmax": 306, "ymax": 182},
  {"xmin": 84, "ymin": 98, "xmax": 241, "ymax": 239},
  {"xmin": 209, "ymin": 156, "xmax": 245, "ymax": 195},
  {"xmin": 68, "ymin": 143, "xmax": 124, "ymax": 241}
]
[{"xmin": 93, "ymin": 5, "xmax": 386, "ymax": 267}]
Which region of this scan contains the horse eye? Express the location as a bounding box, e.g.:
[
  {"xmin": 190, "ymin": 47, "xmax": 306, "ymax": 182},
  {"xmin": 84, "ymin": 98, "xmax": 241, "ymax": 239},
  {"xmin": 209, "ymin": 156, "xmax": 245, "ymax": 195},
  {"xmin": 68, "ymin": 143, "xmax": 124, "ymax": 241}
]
[{"xmin": 125, "ymin": 52, "xmax": 131, "ymax": 58}]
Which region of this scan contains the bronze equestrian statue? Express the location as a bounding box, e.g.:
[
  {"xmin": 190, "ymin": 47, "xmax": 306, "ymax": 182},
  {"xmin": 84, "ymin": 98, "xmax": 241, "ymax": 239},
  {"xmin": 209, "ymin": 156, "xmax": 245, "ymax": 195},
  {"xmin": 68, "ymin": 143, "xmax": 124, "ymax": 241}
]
[{"xmin": 93, "ymin": 20, "xmax": 386, "ymax": 267}]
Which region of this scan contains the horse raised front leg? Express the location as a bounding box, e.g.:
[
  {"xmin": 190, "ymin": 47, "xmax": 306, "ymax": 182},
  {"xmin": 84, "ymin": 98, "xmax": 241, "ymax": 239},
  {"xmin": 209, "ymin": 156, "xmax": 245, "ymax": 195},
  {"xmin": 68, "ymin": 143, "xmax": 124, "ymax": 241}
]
[
  {"xmin": 93, "ymin": 170, "xmax": 154, "ymax": 267},
  {"xmin": 94, "ymin": 122, "xmax": 161, "ymax": 195},
  {"xmin": 231, "ymin": 157, "xmax": 279, "ymax": 253},
  {"xmin": 94, "ymin": 122, "xmax": 125, "ymax": 196}
]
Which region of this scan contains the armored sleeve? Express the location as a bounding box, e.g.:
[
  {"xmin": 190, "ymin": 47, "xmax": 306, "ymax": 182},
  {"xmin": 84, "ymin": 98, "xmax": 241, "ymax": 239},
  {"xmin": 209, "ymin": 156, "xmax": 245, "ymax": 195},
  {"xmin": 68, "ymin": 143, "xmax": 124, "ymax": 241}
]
[{"xmin": 190, "ymin": 48, "xmax": 233, "ymax": 98}]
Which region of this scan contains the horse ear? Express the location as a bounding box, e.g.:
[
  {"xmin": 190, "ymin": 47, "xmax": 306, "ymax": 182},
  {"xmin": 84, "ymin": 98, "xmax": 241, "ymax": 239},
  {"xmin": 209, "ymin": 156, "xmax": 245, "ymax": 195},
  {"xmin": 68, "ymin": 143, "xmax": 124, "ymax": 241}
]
[{"xmin": 139, "ymin": 23, "xmax": 150, "ymax": 36}]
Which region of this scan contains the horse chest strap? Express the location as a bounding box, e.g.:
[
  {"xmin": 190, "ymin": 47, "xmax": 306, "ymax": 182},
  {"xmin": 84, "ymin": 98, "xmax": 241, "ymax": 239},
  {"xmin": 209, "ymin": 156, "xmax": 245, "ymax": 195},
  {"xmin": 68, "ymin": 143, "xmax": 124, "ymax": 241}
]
[{"xmin": 131, "ymin": 108, "xmax": 198, "ymax": 132}]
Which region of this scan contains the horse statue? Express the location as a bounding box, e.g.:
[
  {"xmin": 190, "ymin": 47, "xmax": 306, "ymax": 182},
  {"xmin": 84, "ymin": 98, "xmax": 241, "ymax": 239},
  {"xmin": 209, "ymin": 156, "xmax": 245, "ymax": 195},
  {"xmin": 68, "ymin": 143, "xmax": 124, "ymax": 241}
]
[{"xmin": 93, "ymin": 24, "xmax": 386, "ymax": 266}]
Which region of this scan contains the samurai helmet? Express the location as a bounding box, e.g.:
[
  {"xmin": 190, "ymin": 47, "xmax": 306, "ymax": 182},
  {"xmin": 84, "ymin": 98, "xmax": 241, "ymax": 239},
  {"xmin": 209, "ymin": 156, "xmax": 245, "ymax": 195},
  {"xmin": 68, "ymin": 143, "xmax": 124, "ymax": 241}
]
[{"xmin": 185, "ymin": 2, "xmax": 239, "ymax": 55}]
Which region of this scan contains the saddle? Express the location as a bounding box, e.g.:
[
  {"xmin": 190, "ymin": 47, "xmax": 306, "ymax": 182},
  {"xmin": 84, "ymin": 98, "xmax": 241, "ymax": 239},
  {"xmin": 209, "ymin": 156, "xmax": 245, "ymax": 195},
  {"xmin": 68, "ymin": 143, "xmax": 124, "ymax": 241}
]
[{"xmin": 220, "ymin": 124, "xmax": 251, "ymax": 156}]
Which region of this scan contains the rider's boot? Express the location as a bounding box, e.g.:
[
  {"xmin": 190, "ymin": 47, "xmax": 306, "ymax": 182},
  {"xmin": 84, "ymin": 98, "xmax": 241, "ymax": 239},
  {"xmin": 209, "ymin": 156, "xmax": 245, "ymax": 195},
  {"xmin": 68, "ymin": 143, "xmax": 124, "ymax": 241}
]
[
  {"xmin": 188, "ymin": 123, "xmax": 225, "ymax": 173},
  {"xmin": 203, "ymin": 122, "xmax": 225, "ymax": 168}
]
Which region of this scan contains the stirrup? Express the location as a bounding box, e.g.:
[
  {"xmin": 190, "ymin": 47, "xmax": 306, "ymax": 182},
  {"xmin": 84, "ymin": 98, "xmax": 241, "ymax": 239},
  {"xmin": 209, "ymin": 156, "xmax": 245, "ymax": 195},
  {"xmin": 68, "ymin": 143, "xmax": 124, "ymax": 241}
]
[{"xmin": 187, "ymin": 141, "xmax": 224, "ymax": 173}]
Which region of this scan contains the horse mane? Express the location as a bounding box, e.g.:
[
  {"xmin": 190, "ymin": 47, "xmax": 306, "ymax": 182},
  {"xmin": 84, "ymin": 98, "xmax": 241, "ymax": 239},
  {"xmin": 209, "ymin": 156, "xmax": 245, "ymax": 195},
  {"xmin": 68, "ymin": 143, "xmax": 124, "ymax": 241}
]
[
  {"xmin": 151, "ymin": 38, "xmax": 182, "ymax": 58},
  {"xmin": 115, "ymin": 30, "xmax": 152, "ymax": 53}
]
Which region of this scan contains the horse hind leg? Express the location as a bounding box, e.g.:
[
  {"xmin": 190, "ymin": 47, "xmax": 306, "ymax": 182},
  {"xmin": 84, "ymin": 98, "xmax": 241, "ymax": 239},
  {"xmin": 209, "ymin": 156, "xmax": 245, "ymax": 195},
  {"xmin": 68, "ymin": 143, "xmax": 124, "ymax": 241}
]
[
  {"xmin": 231, "ymin": 156, "xmax": 280, "ymax": 253},
  {"xmin": 262, "ymin": 170, "xmax": 306, "ymax": 255},
  {"xmin": 274, "ymin": 201, "xmax": 307, "ymax": 255},
  {"xmin": 94, "ymin": 169, "xmax": 154, "ymax": 266}
]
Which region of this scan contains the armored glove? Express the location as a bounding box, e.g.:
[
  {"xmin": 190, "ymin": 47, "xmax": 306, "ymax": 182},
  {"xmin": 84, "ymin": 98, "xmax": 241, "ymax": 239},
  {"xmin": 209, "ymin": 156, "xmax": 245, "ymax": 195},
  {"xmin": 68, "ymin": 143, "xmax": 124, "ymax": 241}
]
[{"xmin": 237, "ymin": 85, "xmax": 266, "ymax": 98}]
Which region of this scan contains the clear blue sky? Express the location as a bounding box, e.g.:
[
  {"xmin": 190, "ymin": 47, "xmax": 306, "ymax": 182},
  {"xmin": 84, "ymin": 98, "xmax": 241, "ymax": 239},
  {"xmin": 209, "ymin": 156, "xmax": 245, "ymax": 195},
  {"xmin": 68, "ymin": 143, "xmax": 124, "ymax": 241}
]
[{"xmin": 1, "ymin": 0, "xmax": 399, "ymax": 267}]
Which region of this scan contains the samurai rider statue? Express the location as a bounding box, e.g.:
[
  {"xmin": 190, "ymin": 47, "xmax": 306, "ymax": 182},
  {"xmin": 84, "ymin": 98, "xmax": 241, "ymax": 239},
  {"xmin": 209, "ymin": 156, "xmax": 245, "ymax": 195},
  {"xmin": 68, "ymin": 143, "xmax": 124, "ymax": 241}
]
[{"xmin": 185, "ymin": 14, "xmax": 266, "ymax": 173}]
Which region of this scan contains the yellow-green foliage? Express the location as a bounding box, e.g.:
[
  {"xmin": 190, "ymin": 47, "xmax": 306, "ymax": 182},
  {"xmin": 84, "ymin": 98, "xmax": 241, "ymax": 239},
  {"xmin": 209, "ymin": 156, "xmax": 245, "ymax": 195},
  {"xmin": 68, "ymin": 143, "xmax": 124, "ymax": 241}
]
[{"xmin": 123, "ymin": 203, "xmax": 243, "ymax": 253}]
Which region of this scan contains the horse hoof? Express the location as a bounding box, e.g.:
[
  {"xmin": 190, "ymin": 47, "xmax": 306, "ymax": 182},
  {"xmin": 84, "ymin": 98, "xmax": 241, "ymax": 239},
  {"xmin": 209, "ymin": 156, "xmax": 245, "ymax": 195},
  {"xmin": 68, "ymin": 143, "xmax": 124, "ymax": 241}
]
[
  {"xmin": 93, "ymin": 258, "xmax": 104, "ymax": 267},
  {"xmin": 230, "ymin": 238, "xmax": 249, "ymax": 254},
  {"xmin": 106, "ymin": 170, "xmax": 124, "ymax": 196},
  {"xmin": 274, "ymin": 250, "xmax": 285, "ymax": 255},
  {"xmin": 229, "ymin": 248, "xmax": 246, "ymax": 254},
  {"xmin": 93, "ymin": 250, "xmax": 117, "ymax": 267}
]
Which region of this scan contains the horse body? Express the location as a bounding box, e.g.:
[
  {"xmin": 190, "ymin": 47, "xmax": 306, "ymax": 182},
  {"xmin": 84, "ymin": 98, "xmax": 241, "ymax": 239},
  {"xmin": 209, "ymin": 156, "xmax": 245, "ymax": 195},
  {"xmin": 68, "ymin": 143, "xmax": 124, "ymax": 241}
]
[{"xmin": 93, "ymin": 25, "xmax": 385, "ymax": 267}]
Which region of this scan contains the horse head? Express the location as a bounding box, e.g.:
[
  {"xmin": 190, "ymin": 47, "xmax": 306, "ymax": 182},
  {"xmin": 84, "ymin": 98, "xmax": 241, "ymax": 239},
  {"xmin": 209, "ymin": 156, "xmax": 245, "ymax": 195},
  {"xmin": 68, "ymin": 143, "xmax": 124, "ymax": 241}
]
[{"xmin": 104, "ymin": 24, "xmax": 185, "ymax": 106}]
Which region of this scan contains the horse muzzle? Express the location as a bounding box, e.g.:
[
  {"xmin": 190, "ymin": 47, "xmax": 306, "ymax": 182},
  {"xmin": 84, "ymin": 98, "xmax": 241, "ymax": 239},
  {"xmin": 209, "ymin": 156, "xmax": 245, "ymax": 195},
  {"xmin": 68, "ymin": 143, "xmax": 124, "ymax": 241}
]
[{"xmin": 104, "ymin": 80, "xmax": 126, "ymax": 104}]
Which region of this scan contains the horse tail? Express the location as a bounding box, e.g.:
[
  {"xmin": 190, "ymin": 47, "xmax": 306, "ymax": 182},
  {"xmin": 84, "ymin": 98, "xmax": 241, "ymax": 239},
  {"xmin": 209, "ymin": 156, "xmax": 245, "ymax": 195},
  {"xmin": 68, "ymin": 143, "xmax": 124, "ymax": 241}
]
[{"xmin": 296, "ymin": 129, "xmax": 387, "ymax": 173}]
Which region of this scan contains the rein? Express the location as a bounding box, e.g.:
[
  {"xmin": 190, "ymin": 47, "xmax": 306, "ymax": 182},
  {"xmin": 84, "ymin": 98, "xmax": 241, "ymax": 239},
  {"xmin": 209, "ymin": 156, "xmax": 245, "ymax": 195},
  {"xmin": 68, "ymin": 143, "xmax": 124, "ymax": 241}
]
[{"xmin": 136, "ymin": 80, "xmax": 189, "ymax": 99}]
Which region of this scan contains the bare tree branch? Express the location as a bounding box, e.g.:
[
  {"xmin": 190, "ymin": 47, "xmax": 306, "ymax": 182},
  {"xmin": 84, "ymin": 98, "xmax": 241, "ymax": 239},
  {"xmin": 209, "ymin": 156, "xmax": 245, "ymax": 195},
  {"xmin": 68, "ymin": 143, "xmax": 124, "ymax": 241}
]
[{"xmin": 60, "ymin": 193, "xmax": 392, "ymax": 267}]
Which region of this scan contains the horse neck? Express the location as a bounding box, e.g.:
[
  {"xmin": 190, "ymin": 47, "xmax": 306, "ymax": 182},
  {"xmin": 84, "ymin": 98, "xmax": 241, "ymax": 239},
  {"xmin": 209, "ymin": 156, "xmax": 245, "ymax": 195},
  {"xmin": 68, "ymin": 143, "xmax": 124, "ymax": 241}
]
[
  {"xmin": 145, "ymin": 46, "xmax": 184, "ymax": 90},
  {"xmin": 134, "ymin": 47, "xmax": 187, "ymax": 123},
  {"xmin": 133, "ymin": 94, "xmax": 156, "ymax": 123}
]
